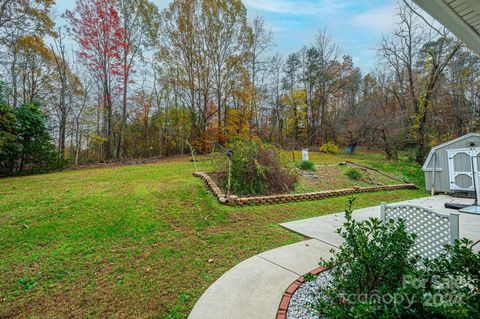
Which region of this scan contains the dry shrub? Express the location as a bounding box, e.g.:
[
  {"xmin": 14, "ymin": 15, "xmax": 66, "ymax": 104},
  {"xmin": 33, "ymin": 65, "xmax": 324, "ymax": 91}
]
[{"xmin": 214, "ymin": 139, "xmax": 297, "ymax": 196}]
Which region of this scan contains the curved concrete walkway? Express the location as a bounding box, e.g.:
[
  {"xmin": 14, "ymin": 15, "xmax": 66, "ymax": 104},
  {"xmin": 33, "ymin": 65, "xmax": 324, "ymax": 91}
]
[
  {"xmin": 189, "ymin": 195, "xmax": 480, "ymax": 319},
  {"xmin": 188, "ymin": 239, "xmax": 336, "ymax": 319}
]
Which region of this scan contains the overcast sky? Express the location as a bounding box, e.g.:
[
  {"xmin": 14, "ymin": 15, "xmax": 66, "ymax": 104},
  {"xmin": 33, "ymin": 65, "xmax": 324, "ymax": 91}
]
[{"xmin": 54, "ymin": 0, "xmax": 403, "ymax": 73}]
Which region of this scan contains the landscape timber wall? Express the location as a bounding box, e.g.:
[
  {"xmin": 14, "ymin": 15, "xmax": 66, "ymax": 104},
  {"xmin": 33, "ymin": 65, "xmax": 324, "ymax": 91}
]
[{"xmin": 193, "ymin": 172, "xmax": 418, "ymax": 206}]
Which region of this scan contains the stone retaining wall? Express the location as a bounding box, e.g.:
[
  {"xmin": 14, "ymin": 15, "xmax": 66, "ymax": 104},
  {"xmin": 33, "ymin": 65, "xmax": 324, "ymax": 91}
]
[{"xmin": 193, "ymin": 171, "xmax": 418, "ymax": 206}]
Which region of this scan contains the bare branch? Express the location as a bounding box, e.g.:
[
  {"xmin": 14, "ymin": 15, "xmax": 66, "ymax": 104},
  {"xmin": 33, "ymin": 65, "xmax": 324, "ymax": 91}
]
[{"xmin": 402, "ymin": 0, "xmax": 443, "ymax": 36}]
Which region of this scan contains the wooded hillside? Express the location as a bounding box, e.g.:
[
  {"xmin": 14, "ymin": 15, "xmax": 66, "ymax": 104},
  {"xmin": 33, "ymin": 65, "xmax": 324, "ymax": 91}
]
[{"xmin": 1, "ymin": 0, "xmax": 479, "ymax": 175}]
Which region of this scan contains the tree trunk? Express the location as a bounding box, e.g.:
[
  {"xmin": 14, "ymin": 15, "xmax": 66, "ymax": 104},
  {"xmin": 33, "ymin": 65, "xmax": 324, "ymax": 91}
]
[
  {"xmin": 118, "ymin": 56, "xmax": 129, "ymax": 159},
  {"xmin": 103, "ymin": 75, "xmax": 114, "ymax": 160},
  {"xmin": 381, "ymin": 128, "xmax": 396, "ymax": 160},
  {"xmin": 11, "ymin": 47, "xmax": 17, "ymax": 108},
  {"xmin": 118, "ymin": 77, "xmax": 128, "ymax": 159},
  {"xmin": 58, "ymin": 114, "xmax": 66, "ymax": 158}
]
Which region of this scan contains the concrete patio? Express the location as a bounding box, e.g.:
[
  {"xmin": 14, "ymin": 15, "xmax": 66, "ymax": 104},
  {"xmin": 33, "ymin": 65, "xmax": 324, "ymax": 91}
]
[
  {"xmin": 189, "ymin": 195, "xmax": 480, "ymax": 319},
  {"xmin": 281, "ymin": 195, "xmax": 480, "ymax": 251},
  {"xmin": 188, "ymin": 238, "xmax": 336, "ymax": 319}
]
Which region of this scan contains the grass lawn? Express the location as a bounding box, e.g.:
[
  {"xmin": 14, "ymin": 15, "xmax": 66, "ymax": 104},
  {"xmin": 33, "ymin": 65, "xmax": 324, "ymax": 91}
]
[{"xmin": 0, "ymin": 151, "xmax": 426, "ymax": 318}]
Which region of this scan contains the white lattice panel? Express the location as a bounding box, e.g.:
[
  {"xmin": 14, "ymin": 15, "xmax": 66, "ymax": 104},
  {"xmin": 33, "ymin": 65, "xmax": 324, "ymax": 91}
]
[{"xmin": 381, "ymin": 205, "xmax": 459, "ymax": 260}]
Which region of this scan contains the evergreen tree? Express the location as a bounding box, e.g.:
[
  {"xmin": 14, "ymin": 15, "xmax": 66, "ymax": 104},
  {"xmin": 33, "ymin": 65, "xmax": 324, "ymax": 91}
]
[{"xmin": 0, "ymin": 99, "xmax": 62, "ymax": 175}]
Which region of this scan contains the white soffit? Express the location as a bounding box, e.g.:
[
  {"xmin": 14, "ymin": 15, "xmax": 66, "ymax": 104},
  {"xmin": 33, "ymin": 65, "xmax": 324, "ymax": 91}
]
[{"xmin": 413, "ymin": 0, "xmax": 480, "ymax": 56}]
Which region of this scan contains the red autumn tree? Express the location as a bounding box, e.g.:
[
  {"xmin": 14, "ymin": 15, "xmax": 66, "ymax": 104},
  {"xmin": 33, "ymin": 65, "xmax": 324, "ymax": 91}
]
[{"xmin": 66, "ymin": 0, "xmax": 128, "ymax": 159}]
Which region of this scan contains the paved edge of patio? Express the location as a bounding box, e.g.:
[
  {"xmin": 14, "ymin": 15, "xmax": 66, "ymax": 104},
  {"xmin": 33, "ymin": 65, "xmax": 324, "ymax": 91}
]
[
  {"xmin": 280, "ymin": 195, "xmax": 479, "ymax": 248},
  {"xmin": 189, "ymin": 195, "xmax": 480, "ymax": 319},
  {"xmin": 188, "ymin": 239, "xmax": 336, "ymax": 319}
]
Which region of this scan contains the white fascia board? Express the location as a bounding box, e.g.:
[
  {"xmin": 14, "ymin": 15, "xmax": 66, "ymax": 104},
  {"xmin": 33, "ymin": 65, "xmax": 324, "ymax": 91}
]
[{"xmin": 413, "ymin": 0, "xmax": 480, "ymax": 57}]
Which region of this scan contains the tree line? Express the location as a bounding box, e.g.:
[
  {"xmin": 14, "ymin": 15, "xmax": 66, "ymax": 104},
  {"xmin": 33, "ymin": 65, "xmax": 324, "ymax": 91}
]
[{"xmin": 1, "ymin": 0, "xmax": 480, "ymax": 175}]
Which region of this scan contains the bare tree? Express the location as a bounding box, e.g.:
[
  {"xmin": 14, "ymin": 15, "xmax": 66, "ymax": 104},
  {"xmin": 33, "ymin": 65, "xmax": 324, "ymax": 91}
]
[
  {"xmin": 116, "ymin": 0, "xmax": 160, "ymax": 159},
  {"xmin": 380, "ymin": 2, "xmax": 462, "ymax": 162},
  {"xmin": 248, "ymin": 16, "xmax": 273, "ymax": 132}
]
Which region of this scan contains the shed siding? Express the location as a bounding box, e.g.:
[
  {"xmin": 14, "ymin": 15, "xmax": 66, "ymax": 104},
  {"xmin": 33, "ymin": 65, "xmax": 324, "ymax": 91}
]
[{"xmin": 424, "ymin": 135, "xmax": 480, "ymax": 193}]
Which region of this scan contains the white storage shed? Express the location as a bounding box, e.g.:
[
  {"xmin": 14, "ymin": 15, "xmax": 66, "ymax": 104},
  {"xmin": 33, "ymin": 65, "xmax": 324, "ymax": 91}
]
[{"xmin": 423, "ymin": 133, "xmax": 480, "ymax": 194}]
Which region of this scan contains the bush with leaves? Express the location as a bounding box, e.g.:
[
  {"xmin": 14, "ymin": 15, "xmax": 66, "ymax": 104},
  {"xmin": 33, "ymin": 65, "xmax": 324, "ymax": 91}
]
[
  {"xmin": 214, "ymin": 139, "xmax": 297, "ymax": 196},
  {"xmin": 397, "ymin": 239, "xmax": 480, "ymax": 318},
  {"xmin": 0, "ymin": 102, "xmax": 20, "ymax": 173},
  {"xmin": 344, "ymin": 167, "xmax": 362, "ymax": 180},
  {"xmin": 320, "ymin": 142, "xmax": 339, "ymax": 154},
  {"xmin": 0, "ymin": 101, "xmax": 63, "ymax": 176},
  {"xmin": 316, "ymin": 198, "xmax": 419, "ymax": 318},
  {"xmin": 296, "ymin": 160, "xmax": 316, "ymax": 171},
  {"xmin": 315, "ymin": 199, "xmax": 480, "ymax": 319}
]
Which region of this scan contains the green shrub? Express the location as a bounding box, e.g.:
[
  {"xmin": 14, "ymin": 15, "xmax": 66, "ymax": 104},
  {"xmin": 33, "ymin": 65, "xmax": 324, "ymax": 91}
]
[
  {"xmin": 215, "ymin": 139, "xmax": 297, "ymax": 196},
  {"xmin": 394, "ymin": 238, "xmax": 480, "ymax": 318},
  {"xmin": 296, "ymin": 160, "xmax": 315, "ymax": 171},
  {"xmin": 316, "ymin": 198, "xmax": 418, "ymax": 318},
  {"xmin": 315, "ymin": 199, "xmax": 480, "ymax": 319},
  {"xmin": 320, "ymin": 142, "xmax": 339, "ymax": 154},
  {"xmin": 0, "ymin": 101, "xmax": 64, "ymax": 176},
  {"xmin": 344, "ymin": 167, "xmax": 362, "ymax": 180}
]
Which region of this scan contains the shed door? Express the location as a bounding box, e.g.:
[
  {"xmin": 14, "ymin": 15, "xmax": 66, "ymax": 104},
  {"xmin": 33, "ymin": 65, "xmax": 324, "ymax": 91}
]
[{"xmin": 447, "ymin": 148, "xmax": 480, "ymax": 191}]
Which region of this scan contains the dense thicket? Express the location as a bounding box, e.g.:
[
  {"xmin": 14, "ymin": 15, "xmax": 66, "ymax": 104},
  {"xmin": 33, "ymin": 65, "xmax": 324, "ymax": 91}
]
[
  {"xmin": 1, "ymin": 0, "xmax": 480, "ymax": 170},
  {"xmin": 0, "ymin": 97, "xmax": 62, "ymax": 175}
]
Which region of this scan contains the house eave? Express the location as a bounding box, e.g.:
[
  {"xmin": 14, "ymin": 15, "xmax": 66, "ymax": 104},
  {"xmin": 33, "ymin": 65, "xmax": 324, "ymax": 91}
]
[{"xmin": 413, "ymin": 0, "xmax": 480, "ymax": 57}]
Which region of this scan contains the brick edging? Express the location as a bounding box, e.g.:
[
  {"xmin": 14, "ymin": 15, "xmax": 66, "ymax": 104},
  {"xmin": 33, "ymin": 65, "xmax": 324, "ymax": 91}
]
[
  {"xmin": 193, "ymin": 171, "xmax": 418, "ymax": 206},
  {"xmin": 276, "ymin": 266, "xmax": 328, "ymax": 319}
]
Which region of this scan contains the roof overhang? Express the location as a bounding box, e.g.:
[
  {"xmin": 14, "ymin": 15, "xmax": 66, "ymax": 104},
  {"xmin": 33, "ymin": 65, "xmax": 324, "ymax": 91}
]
[{"xmin": 413, "ymin": 0, "xmax": 480, "ymax": 56}]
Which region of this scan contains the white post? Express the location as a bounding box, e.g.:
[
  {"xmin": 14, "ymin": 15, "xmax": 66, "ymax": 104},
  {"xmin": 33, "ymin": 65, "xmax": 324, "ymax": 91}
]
[
  {"xmin": 449, "ymin": 212, "xmax": 460, "ymax": 244},
  {"xmin": 431, "ymin": 151, "xmax": 436, "ymax": 196},
  {"xmin": 302, "ymin": 148, "xmax": 309, "ymax": 161},
  {"xmin": 380, "ymin": 202, "xmax": 386, "ymax": 222}
]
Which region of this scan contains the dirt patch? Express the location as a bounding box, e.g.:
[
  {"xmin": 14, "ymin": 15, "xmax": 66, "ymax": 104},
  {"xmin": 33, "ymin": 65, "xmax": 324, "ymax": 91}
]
[{"xmin": 208, "ymin": 162, "xmax": 405, "ymax": 196}]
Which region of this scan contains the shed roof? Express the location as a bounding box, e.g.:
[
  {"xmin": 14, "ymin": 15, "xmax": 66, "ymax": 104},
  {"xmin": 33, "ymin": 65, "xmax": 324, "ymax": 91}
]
[{"xmin": 422, "ymin": 132, "xmax": 480, "ymax": 171}]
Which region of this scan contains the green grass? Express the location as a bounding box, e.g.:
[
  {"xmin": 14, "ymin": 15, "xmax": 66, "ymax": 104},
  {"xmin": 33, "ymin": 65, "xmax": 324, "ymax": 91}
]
[
  {"xmin": 288, "ymin": 149, "xmax": 423, "ymax": 193},
  {"xmin": 0, "ymin": 152, "xmax": 427, "ymax": 318}
]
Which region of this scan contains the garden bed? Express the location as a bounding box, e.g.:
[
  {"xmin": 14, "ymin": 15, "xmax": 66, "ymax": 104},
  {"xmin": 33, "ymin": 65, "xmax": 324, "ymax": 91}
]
[
  {"xmin": 294, "ymin": 161, "xmax": 407, "ymax": 193},
  {"xmin": 193, "ymin": 171, "xmax": 417, "ymax": 206}
]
